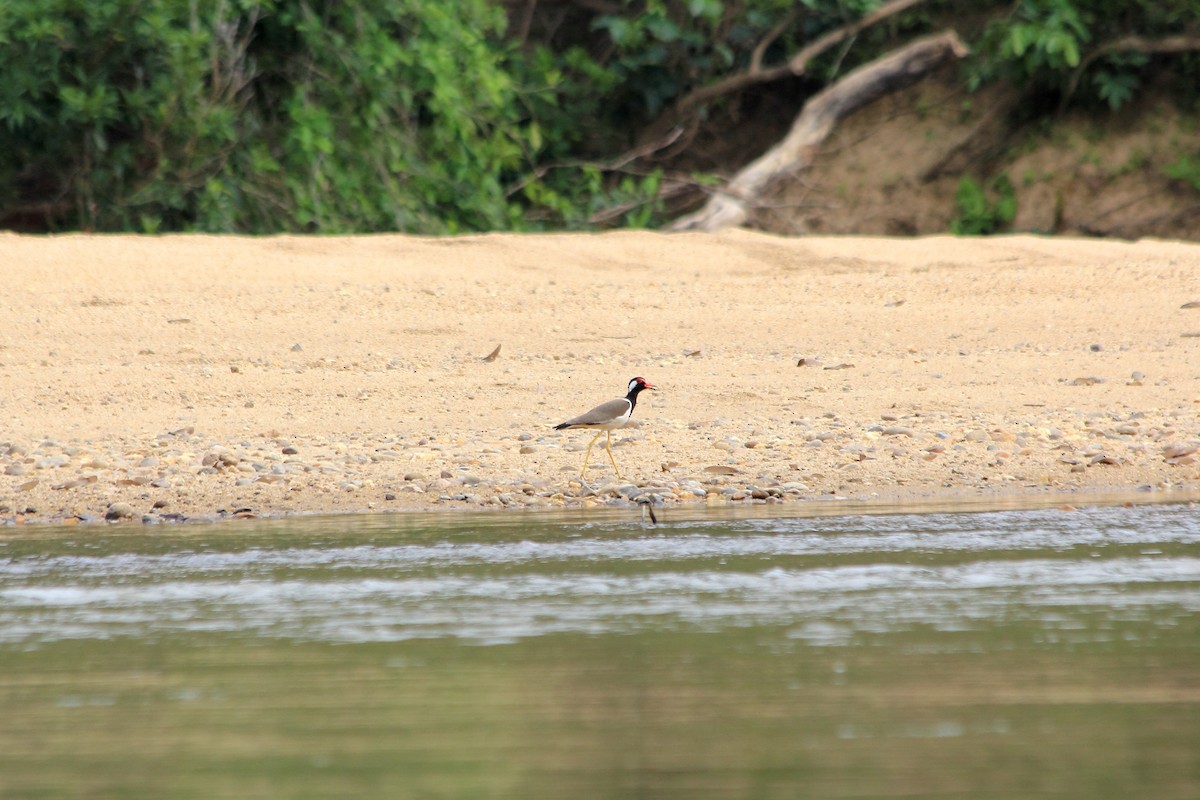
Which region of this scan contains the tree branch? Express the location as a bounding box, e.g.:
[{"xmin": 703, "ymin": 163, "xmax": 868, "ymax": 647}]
[
  {"xmin": 644, "ymin": 0, "xmax": 931, "ymax": 140},
  {"xmin": 786, "ymin": 0, "xmax": 929, "ymax": 76},
  {"xmin": 1062, "ymin": 34, "xmax": 1200, "ymax": 110}
]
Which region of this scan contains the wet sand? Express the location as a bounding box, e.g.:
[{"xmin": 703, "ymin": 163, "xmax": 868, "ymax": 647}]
[{"xmin": 2, "ymin": 231, "xmax": 1199, "ymax": 525}]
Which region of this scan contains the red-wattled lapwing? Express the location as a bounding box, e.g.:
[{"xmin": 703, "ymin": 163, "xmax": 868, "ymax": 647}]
[{"xmin": 554, "ymin": 377, "xmax": 656, "ymax": 480}]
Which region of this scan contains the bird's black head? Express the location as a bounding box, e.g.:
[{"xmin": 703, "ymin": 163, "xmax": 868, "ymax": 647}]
[{"xmin": 627, "ymin": 376, "xmax": 656, "ymax": 397}]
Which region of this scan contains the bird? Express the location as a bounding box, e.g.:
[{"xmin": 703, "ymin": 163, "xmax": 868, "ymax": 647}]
[{"xmin": 554, "ymin": 377, "xmax": 656, "ymax": 480}]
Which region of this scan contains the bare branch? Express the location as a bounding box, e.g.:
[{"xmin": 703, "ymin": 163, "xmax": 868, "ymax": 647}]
[
  {"xmin": 587, "ymin": 178, "xmax": 694, "ymax": 225},
  {"xmin": 505, "ymin": 127, "xmax": 685, "ymax": 199},
  {"xmin": 750, "ymin": 9, "xmax": 797, "ymax": 74},
  {"xmin": 515, "ymin": 0, "xmax": 538, "ymax": 45}
]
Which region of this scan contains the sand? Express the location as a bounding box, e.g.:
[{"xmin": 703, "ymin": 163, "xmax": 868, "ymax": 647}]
[{"xmin": 2, "ymin": 230, "xmax": 1199, "ymax": 525}]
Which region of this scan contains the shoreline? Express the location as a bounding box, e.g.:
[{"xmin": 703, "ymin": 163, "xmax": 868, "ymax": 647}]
[
  {"xmin": 2, "ymin": 231, "xmax": 1199, "ymax": 526},
  {"xmin": 5, "ymin": 479, "xmax": 1198, "ymax": 529}
]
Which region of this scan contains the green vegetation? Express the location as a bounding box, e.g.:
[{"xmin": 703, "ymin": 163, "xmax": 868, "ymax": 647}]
[
  {"xmin": 951, "ymin": 173, "xmax": 1017, "ymax": 235},
  {"xmin": 1163, "ymin": 154, "xmax": 1200, "ymax": 191},
  {"xmin": 1, "ymin": 0, "xmax": 1198, "ymax": 233}
]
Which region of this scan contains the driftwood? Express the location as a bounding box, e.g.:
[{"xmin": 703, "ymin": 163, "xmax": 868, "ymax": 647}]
[{"xmin": 669, "ymin": 31, "xmax": 969, "ymax": 232}]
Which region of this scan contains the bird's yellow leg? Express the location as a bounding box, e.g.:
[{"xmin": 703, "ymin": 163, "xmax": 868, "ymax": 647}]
[
  {"xmin": 580, "ymin": 430, "xmax": 604, "ymax": 479},
  {"xmin": 605, "ymin": 431, "xmax": 623, "ymax": 480}
]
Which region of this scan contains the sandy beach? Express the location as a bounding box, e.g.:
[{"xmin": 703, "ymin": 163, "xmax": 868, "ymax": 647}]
[{"xmin": 2, "ymin": 230, "xmax": 1199, "ymax": 525}]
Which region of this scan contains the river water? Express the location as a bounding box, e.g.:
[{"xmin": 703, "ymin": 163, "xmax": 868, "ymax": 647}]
[{"xmin": 2, "ymin": 499, "xmax": 1198, "ymax": 799}]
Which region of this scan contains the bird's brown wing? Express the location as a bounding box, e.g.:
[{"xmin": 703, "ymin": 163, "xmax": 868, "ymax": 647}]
[{"xmin": 555, "ymin": 398, "xmax": 631, "ymax": 428}]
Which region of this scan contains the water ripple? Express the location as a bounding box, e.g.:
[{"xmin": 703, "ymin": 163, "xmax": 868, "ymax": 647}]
[{"xmin": 1, "ymin": 503, "xmax": 1198, "ymax": 645}]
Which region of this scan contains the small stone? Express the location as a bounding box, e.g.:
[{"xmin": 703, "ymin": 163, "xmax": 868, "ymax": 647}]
[
  {"xmin": 4, "ymin": 463, "xmax": 27, "ymax": 476},
  {"xmin": 882, "ymin": 426, "xmax": 914, "ymax": 437},
  {"xmin": 282, "ymin": 446, "xmax": 299, "ymax": 455},
  {"xmin": 519, "ymin": 446, "xmax": 537, "ymax": 454}
]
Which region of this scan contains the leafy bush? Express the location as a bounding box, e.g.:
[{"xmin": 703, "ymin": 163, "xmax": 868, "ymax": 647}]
[
  {"xmin": 969, "ymin": 0, "xmax": 1200, "ymax": 111},
  {"xmin": 951, "ymin": 174, "xmax": 1017, "ymax": 235},
  {"xmin": 1163, "ymin": 155, "xmax": 1200, "ymax": 192},
  {"xmin": 0, "ymin": 0, "xmax": 537, "ymax": 232}
]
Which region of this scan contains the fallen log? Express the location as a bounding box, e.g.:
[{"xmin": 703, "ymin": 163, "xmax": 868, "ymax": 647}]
[{"xmin": 669, "ymin": 31, "xmax": 969, "ymax": 232}]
